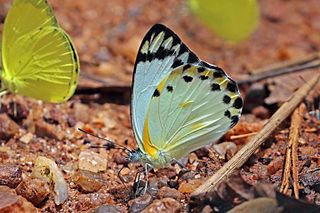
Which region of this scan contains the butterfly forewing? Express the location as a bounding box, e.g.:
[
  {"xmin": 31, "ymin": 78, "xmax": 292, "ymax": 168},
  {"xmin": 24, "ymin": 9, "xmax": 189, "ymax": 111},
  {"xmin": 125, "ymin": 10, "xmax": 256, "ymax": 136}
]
[
  {"xmin": 132, "ymin": 24, "xmax": 200, "ymax": 148},
  {"xmin": 145, "ymin": 64, "xmax": 242, "ymax": 160},
  {"xmin": 2, "ymin": 0, "xmax": 57, "ymax": 74}
]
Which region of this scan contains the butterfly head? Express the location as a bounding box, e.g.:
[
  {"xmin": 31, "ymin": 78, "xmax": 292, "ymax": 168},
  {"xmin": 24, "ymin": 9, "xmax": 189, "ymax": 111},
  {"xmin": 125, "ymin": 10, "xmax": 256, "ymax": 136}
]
[{"xmin": 126, "ymin": 149, "xmax": 143, "ymax": 163}]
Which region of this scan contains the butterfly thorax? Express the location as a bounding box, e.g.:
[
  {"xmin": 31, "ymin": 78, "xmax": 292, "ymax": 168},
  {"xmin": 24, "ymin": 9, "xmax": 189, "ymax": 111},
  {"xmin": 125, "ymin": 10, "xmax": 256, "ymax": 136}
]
[
  {"xmin": 129, "ymin": 148, "xmax": 171, "ymax": 169},
  {"xmin": 1, "ymin": 72, "xmax": 16, "ymax": 93}
]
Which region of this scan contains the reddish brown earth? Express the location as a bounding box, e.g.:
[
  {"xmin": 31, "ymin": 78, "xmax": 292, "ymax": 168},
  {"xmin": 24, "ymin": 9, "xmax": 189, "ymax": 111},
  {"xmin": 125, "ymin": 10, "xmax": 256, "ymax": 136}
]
[{"xmin": 0, "ymin": 0, "xmax": 319, "ymax": 212}]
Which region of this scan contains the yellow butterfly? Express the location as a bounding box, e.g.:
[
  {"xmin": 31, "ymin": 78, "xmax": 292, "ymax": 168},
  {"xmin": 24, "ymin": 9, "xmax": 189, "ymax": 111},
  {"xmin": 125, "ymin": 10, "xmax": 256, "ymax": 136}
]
[{"xmin": 0, "ymin": 0, "xmax": 79, "ymax": 103}]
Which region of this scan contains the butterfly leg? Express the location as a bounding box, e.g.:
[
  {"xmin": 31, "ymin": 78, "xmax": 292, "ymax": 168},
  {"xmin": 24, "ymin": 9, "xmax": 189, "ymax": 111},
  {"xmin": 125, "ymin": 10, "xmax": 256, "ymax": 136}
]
[
  {"xmin": 133, "ymin": 169, "xmax": 144, "ymax": 198},
  {"xmin": 142, "ymin": 163, "xmax": 151, "ymax": 194}
]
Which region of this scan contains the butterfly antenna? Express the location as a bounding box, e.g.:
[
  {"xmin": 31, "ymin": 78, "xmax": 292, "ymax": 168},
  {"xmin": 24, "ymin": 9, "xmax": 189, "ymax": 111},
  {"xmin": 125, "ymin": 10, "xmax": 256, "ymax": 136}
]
[{"xmin": 78, "ymin": 128, "xmax": 132, "ymax": 153}]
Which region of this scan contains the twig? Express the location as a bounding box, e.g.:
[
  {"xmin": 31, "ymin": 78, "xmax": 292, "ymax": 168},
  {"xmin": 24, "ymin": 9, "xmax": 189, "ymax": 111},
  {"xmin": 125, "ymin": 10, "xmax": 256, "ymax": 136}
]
[
  {"xmin": 292, "ymin": 104, "xmax": 305, "ymax": 199},
  {"xmin": 237, "ymin": 54, "xmax": 320, "ymax": 85},
  {"xmin": 191, "ymin": 74, "xmax": 320, "ymax": 197},
  {"xmin": 230, "ymin": 132, "xmax": 257, "ymax": 140},
  {"xmin": 280, "ymin": 104, "xmax": 304, "ymax": 198}
]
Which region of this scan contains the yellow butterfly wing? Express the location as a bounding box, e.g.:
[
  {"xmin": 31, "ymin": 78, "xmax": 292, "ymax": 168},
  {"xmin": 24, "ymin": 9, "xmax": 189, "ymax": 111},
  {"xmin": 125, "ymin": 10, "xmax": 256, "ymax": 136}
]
[{"xmin": 1, "ymin": 0, "xmax": 79, "ymax": 102}]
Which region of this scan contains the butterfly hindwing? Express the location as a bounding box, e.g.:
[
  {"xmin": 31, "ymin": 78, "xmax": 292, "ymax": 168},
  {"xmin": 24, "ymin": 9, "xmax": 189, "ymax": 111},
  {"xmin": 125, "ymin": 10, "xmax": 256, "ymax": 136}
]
[
  {"xmin": 1, "ymin": 0, "xmax": 79, "ymax": 102},
  {"xmin": 143, "ymin": 64, "xmax": 242, "ymax": 160},
  {"xmin": 132, "ymin": 24, "xmax": 200, "ymax": 148}
]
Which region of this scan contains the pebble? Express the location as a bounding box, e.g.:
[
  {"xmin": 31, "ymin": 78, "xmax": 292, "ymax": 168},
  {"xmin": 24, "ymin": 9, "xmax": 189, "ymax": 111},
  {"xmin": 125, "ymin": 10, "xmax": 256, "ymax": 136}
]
[
  {"xmin": 0, "ymin": 186, "xmax": 36, "ymax": 212},
  {"xmin": 35, "ymin": 120, "xmax": 63, "ymax": 140},
  {"xmin": 19, "ymin": 132, "xmax": 34, "ymax": 144},
  {"xmin": 226, "ymin": 197, "xmax": 281, "ymax": 213},
  {"xmin": 15, "ymin": 177, "xmax": 50, "ymax": 206},
  {"xmin": 0, "ymin": 164, "xmax": 22, "ymax": 188},
  {"xmin": 73, "ymin": 102, "xmax": 90, "ymax": 123},
  {"xmin": 128, "ymin": 193, "xmax": 153, "ymax": 213},
  {"xmin": 301, "ymin": 170, "xmax": 320, "ymax": 193},
  {"xmin": 73, "ymin": 170, "xmax": 104, "ymax": 193},
  {"xmin": 178, "ymin": 179, "xmax": 204, "ymax": 194},
  {"xmin": 141, "ymin": 197, "xmax": 182, "ymax": 213},
  {"xmin": 0, "ymin": 114, "xmax": 20, "ymax": 140},
  {"xmin": 201, "ymin": 205, "xmax": 213, "ymax": 213},
  {"xmin": 213, "ymin": 142, "xmax": 237, "ymax": 159},
  {"xmin": 76, "ymin": 192, "xmax": 114, "ymax": 212},
  {"xmin": 32, "ymin": 156, "xmax": 68, "ymax": 205},
  {"xmin": 156, "ymin": 168, "xmax": 177, "ymax": 179},
  {"xmin": 94, "ymin": 204, "xmax": 120, "ymax": 213},
  {"xmin": 79, "ymin": 150, "xmax": 107, "ymax": 173},
  {"xmin": 157, "ymin": 186, "xmax": 184, "ymax": 200}
]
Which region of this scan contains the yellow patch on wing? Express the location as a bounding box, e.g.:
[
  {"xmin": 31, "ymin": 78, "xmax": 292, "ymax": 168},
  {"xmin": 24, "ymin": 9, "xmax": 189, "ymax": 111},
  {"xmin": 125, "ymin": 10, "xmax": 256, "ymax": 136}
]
[
  {"xmin": 179, "ymin": 100, "xmax": 193, "ymax": 109},
  {"xmin": 192, "ymin": 122, "xmax": 205, "ymax": 131},
  {"xmin": 142, "ymin": 113, "xmax": 159, "ymax": 158},
  {"xmin": 156, "ymin": 75, "xmax": 169, "ymax": 93}
]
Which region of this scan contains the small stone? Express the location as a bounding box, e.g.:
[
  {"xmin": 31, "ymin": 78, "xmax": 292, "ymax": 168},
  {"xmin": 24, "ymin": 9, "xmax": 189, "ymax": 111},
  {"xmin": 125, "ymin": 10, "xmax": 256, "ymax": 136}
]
[
  {"xmin": 178, "ymin": 179, "xmax": 204, "ymax": 194},
  {"xmin": 32, "ymin": 156, "xmax": 68, "ymax": 205},
  {"xmin": 94, "ymin": 204, "xmax": 120, "ymax": 213},
  {"xmin": 0, "ymin": 164, "xmax": 22, "ymax": 188},
  {"xmin": 15, "ymin": 177, "xmax": 50, "ymax": 206},
  {"xmin": 73, "ymin": 170, "xmax": 104, "ymax": 193},
  {"xmin": 0, "ymin": 114, "xmax": 19, "ymax": 140},
  {"xmin": 0, "ymin": 186, "xmax": 36, "ymax": 212},
  {"xmin": 267, "ymin": 158, "xmax": 283, "ymax": 175},
  {"xmin": 226, "ymin": 197, "xmax": 281, "ymax": 213},
  {"xmin": 156, "ymin": 168, "xmax": 177, "ymax": 179},
  {"xmin": 19, "ymin": 132, "xmax": 33, "ymax": 144},
  {"xmin": 301, "ymin": 170, "xmax": 320, "ymax": 193},
  {"xmin": 73, "ymin": 102, "xmax": 90, "ymax": 123},
  {"xmin": 35, "ymin": 120, "xmax": 63, "ymax": 140},
  {"xmin": 79, "ymin": 150, "xmax": 107, "ymax": 173},
  {"xmin": 157, "ymin": 186, "xmax": 184, "ymax": 200},
  {"xmin": 76, "ymin": 192, "xmax": 114, "ymax": 212},
  {"xmin": 201, "ymin": 205, "xmax": 213, "ymax": 213},
  {"xmin": 141, "ymin": 198, "xmax": 182, "ymax": 213},
  {"xmin": 128, "ymin": 193, "xmax": 153, "ymax": 213},
  {"xmin": 213, "ymin": 142, "xmax": 237, "ymax": 159}
]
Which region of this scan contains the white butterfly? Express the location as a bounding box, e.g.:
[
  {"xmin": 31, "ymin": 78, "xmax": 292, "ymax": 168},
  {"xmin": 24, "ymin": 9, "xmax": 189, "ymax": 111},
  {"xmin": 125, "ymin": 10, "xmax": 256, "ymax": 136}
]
[{"xmin": 128, "ymin": 24, "xmax": 243, "ymax": 169}]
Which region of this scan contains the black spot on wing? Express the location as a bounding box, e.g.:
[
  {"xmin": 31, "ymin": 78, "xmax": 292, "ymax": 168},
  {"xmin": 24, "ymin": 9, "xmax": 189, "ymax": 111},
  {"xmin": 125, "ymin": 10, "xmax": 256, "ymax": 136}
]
[
  {"xmin": 183, "ymin": 75, "xmax": 193, "ymax": 83},
  {"xmin": 211, "ymin": 83, "xmax": 220, "ymax": 91},
  {"xmin": 199, "ymin": 75, "xmax": 209, "ymax": 80},
  {"xmin": 224, "ymin": 110, "xmax": 231, "ymax": 118},
  {"xmin": 223, "ymin": 95, "xmax": 231, "ymax": 104},
  {"xmin": 230, "ymin": 115, "xmax": 239, "ymax": 127},
  {"xmin": 197, "ymin": 67, "xmax": 206, "ymax": 73},
  {"xmin": 226, "ymin": 80, "xmax": 237, "ymax": 93},
  {"xmin": 153, "ymin": 89, "xmax": 160, "ymax": 97},
  {"xmin": 233, "ymin": 97, "xmax": 243, "ymax": 109},
  {"xmin": 213, "ymin": 71, "xmax": 223, "ymax": 78},
  {"xmin": 166, "ymin": 85, "xmax": 173, "ymax": 92},
  {"xmin": 182, "ymin": 64, "xmax": 192, "ymax": 71},
  {"xmin": 172, "ymin": 59, "xmax": 183, "ymax": 68}
]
